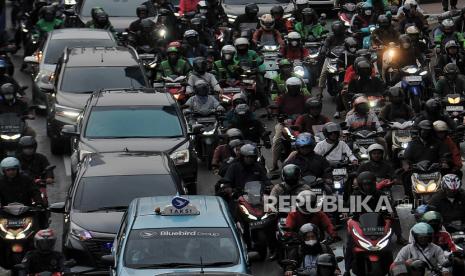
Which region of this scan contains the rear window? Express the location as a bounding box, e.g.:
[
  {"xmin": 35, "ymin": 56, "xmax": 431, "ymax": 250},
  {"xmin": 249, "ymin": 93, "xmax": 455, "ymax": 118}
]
[{"xmin": 45, "ymin": 39, "xmax": 115, "ymax": 64}]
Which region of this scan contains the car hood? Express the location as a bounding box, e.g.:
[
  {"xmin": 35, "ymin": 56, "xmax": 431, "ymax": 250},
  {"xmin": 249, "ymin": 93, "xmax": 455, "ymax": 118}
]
[
  {"xmin": 56, "ymin": 91, "xmax": 92, "ymax": 110},
  {"xmin": 80, "ymin": 137, "xmax": 187, "ymax": 153},
  {"xmin": 223, "ymin": 3, "xmax": 294, "ymax": 17},
  {"xmin": 73, "ymin": 212, "xmax": 124, "ymax": 234},
  {"xmin": 81, "ymin": 16, "xmax": 138, "ymax": 32}
]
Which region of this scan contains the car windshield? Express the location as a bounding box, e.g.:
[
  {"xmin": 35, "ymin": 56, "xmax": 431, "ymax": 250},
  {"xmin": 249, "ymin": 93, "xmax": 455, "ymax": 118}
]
[
  {"xmin": 223, "ymin": 0, "xmax": 289, "ymax": 4},
  {"xmin": 45, "ymin": 39, "xmax": 115, "ymax": 64},
  {"xmin": 81, "ymin": 0, "xmax": 146, "ymax": 17},
  {"xmin": 124, "ymin": 228, "xmax": 239, "ymax": 268},
  {"xmin": 85, "ymin": 106, "xmax": 183, "ymax": 138},
  {"xmin": 61, "ymin": 67, "xmax": 145, "ymax": 93},
  {"xmin": 73, "ymin": 175, "xmax": 178, "ymax": 212}
]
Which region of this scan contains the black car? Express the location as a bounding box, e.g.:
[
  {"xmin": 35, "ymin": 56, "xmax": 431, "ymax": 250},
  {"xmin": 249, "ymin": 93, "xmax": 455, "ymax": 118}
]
[
  {"xmin": 49, "ymin": 151, "xmax": 186, "ymax": 269},
  {"xmin": 45, "ymin": 46, "xmax": 149, "ymax": 155},
  {"xmin": 62, "ymin": 88, "xmax": 200, "ymax": 193}
]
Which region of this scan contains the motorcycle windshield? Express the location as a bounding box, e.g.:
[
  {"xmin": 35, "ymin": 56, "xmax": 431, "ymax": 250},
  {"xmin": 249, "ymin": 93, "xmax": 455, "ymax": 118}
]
[
  {"xmin": 0, "ymin": 113, "xmax": 23, "ymax": 134},
  {"xmin": 358, "ymin": 213, "xmax": 385, "ymax": 238},
  {"xmin": 244, "ymin": 181, "xmax": 262, "ymax": 206},
  {"xmin": 2, "ymin": 203, "xmax": 30, "ymax": 216}
]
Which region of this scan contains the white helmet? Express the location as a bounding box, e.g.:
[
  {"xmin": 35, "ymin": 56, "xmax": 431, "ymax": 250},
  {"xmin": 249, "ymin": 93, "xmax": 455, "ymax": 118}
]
[
  {"xmin": 296, "ymin": 0, "xmax": 309, "ymax": 5},
  {"xmin": 221, "ymin": 45, "xmax": 237, "ymax": 60},
  {"xmin": 441, "ymin": 174, "xmax": 461, "ymax": 192},
  {"xmin": 367, "ymin": 143, "xmax": 384, "ymax": 159},
  {"xmin": 288, "ymin": 31, "xmax": 302, "ymax": 40},
  {"xmin": 286, "ymin": 76, "xmax": 302, "ymax": 86},
  {"xmin": 234, "ymin": 37, "xmax": 250, "ymax": 47},
  {"xmin": 405, "ymin": 0, "xmax": 417, "ymax": 6},
  {"xmin": 433, "ymin": 120, "xmax": 449, "ymax": 132}
]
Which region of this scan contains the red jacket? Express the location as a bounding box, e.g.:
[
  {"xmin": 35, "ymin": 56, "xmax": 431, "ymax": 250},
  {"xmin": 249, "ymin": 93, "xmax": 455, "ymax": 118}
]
[
  {"xmin": 286, "ymin": 211, "xmax": 337, "ymax": 238},
  {"xmin": 252, "ymin": 29, "xmax": 285, "ymax": 47},
  {"xmin": 343, "ymin": 65, "xmax": 376, "ymax": 84},
  {"xmin": 179, "ymin": 0, "xmax": 199, "ymax": 15},
  {"xmin": 276, "ymin": 94, "xmax": 308, "ymax": 115},
  {"xmin": 444, "ymin": 136, "xmax": 462, "ymax": 169},
  {"xmin": 435, "ymin": 230, "xmax": 457, "ymax": 252},
  {"xmin": 280, "ymin": 47, "xmax": 310, "ymax": 61}
]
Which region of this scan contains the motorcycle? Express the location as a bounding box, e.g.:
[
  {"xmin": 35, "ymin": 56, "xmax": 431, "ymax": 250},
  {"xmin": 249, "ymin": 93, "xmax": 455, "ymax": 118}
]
[
  {"xmin": 303, "ymin": 41, "xmax": 322, "ymax": 87},
  {"xmin": 0, "ymin": 203, "xmax": 43, "ymax": 268},
  {"xmin": 326, "ymin": 46, "xmax": 345, "ymax": 98},
  {"xmin": 347, "ymin": 213, "xmax": 393, "ymax": 276},
  {"xmin": 387, "ymin": 120, "xmax": 415, "ymax": 163},
  {"xmin": 410, "ymin": 161, "xmax": 442, "ymax": 208},
  {"xmin": 443, "ymin": 94, "xmax": 465, "ymax": 125},
  {"xmin": 237, "ymin": 181, "xmax": 277, "ymax": 261},
  {"xmin": 136, "ymin": 45, "xmax": 159, "ymax": 79},
  {"xmin": 238, "ymin": 60, "xmax": 258, "ymax": 106},
  {"xmin": 155, "ymin": 76, "xmax": 188, "ymax": 104},
  {"xmin": 219, "ymin": 79, "xmax": 245, "ymax": 109},
  {"xmin": 367, "ymin": 95, "xmax": 385, "ymax": 115},
  {"xmin": 350, "ymin": 129, "xmax": 380, "ymax": 162},
  {"xmin": 400, "ymin": 65, "xmax": 429, "ymax": 113},
  {"xmin": 0, "ymin": 113, "xmax": 31, "ymax": 158},
  {"xmin": 261, "ymin": 45, "xmax": 280, "ymax": 88},
  {"xmin": 31, "ymin": 165, "xmax": 56, "ymax": 207}
]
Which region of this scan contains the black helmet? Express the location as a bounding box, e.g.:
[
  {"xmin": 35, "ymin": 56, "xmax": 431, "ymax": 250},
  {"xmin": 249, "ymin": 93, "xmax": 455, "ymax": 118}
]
[
  {"xmin": 34, "ymin": 229, "xmax": 57, "ymax": 252},
  {"xmin": 444, "ymin": 62, "xmax": 459, "ymax": 81},
  {"xmin": 240, "ymin": 143, "xmax": 258, "ymax": 157},
  {"xmin": 331, "ymin": 21, "xmax": 345, "ymax": 36},
  {"xmin": 357, "ymin": 171, "xmax": 376, "ymax": 195},
  {"xmin": 193, "ymin": 57, "xmax": 207, "ymax": 74},
  {"xmin": 344, "ymin": 37, "xmax": 358, "ymax": 53},
  {"xmin": 281, "ymin": 164, "xmax": 302, "ymax": 187},
  {"xmin": 90, "ymin": 6, "xmax": 104, "ymax": 20},
  {"xmin": 406, "ymin": 259, "xmax": 427, "ymax": 275},
  {"xmin": 302, "ymin": 8, "xmax": 317, "ymax": 24},
  {"xmin": 417, "ymin": 119, "xmax": 433, "ymax": 130},
  {"xmin": 193, "ymin": 80, "xmax": 210, "ymax": 97},
  {"xmin": 322, "ymin": 122, "xmax": 341, "ymax": 138},
  {"xmin": 95, "ymin": 10, "xmax": 109, "ymax": 26},
  {"xmin": 270, "ymin": 5, "xmax": 284, "ymax": 18},
  {"xmin": 1, "ymin": 83, "xmax": 16, "ymax": 103},
  {"xmin": 234, "ymin": 103, "xmax": 250, "ymax": 116},
  {"xmin": 355, "ymin": 59, "xmax": 371, "ymax": 76},
  {"xmin": 377, "ymin": 14, "xmax": 390, "ymax": 28},
  {"xmin": 140, "ymin": 18, "xmax": 155, "ymax": 31},
  {"xmin": 245, "ymin": 3, "xmax": 259, "ymax": 16},
  {"xmin": 225, "ymin": 128, "xmax": 243, "ymax": 141},
  {"xmin": 424, "ymin": 99, "xmax": 440, "ymax": 114},
  {"xmin": 136, "ymin": 5, "xmax": 148, "ymax": 18},
  {"xmin": 399, "ymin": 34, "xmax": 411, "ymax": 49},
  {"xmin": 316, "ymin": 253, "xmax": 337, "ymax": 276},
  {"xmin": 42, "ymin": 6, "xmax": 56, "ymax": 21},
  {"xmin": 305, "ymin": 97, "xmax": 322, "ymax": 112},
  {"xmin": 19, "ymin": 136, "xmax": 38, "ymax": 150}
]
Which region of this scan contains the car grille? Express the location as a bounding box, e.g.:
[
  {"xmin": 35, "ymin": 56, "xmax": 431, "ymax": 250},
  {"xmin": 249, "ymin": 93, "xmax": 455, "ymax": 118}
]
[{"xmin": 83, "ymin": 238, "xmax": 113, "ymax": 268}]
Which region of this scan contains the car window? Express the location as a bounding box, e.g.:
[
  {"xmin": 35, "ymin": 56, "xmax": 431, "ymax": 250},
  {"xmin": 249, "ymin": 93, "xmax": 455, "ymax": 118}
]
[
  {"xmin": 84, "ymin": 106, "xmax": 183, "ymax": 138},
  {"xmin": 124, "ymin": 228, "xmax": 239, "ymax": 267},
  {"xmin": 45, "ymin": 39, "xmax": 115, "ymax": 64},
  {"xmin": 60, "ymin": 66, "xmax": 146, "ymax": 93},
  {"xmin": 81, "ymin": 0, "xmax": 146, "ymax": 17},
  {"xmin": 73, "ymin": 175, "xmax": 178, "ymax": 212}
]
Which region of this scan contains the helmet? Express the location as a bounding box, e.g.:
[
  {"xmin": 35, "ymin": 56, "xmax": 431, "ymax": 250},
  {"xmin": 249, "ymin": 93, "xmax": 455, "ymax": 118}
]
[
  {"xmin": 357, "ymin": 171, "xmax": 376, "ymax": 195},
  {"xmin": 444, "ymin": 63, "xmax": 459, "ymax": 80},
  {"xmin": 331, "ymin": 21, "xmax": 345, "ymax": 36},
  {"xmin": 288, "ymin": 31, "xmax": 302, "ymax": 47},
  {"xmin": 0, "ymin": 157, "xmax": 20, "ymax": 171},
  {"xmin": 232, "ymin": 93, "xmax": 247, "ymax": 106},
  {"xmin": 441, "ymin": 19, "xmax": 455, "ymax": 33},
  {"xmin": 295, "ymin": 133, "xmax": 315, "ymax": 148},
  {"xmin": 166, "ymin": 46, "xmax": 178, "ymax": 54},
  {"xmin": 377, "ymin": 14, "xmax": 390, "ymax": 28},
  {"xmin": 184, "ymin": 29, "xmax": 199, "ymax": 40},
  {"xmin": 240, "ymin": 144, "xmax": 258, "ymax": 157},
  {"xmin": 190, "ymin": 17, "xmax": 204, "ymax": 29},
  {"xmin": 433, "ymin": 120, "xmax": 449, "ymax": 132},
  {"xmin": 353, "ymin": 95, "xmax": 368, "ymax": 107},
  {"xmin": 420, "ymin": 211, "xmax": 443, "ymax": 232},
  {"xmin": 414, "ymin": 204, "xmax": 435, "ymax": 221},
  {"xmin": 445, "ymin": 40, "xmax": 459, "ymax": 53},
  {"xmin": 1, "ymin": 83, "xmax": 16, "ymax": 96},
  {"xmin": 193, "ymin": 57, "xmax": 207, "ymax": 74},
  {"xmin": 296, "ymin": 190, "xmax": 318, "ymax": 212},
  {"xmin": 136, "ymin": 5, "xmax": 148, "ymax": 18},
  {"xmin": 42, "ymin": 6, "xmax": 56, "ymax": 21},
  {"xmin": 234, "ymin": 37, "xmax": 249, "ymax": 47},
  {"xmin": 299, "ymin": 223, "xmax": 320, "ymax": 239},
  {"xmin": 225, "ymin": 128, "xmax": 243, "ymax": 140},
  {"xmin": 399, "ymin": 34, "xmax": 411, "ymax": 49},
  {"xmin": 355, "ymin": 59, "xmax": 371, "ymax": 76},
  {"xmin": 221, "ymin": 45, "xmax": 237, "ymax": 61},
  {"xmin": 279, "ymin": 58, "xmax": 292, "ymax": 68},
  {"xmin": 417, "ymin": 119, "xmax": 433, "ymax": 130},
  {"xmin": 441, "ymin": 174, "xmax": 462, "ymax": 192},
  {"xmin": 316, "ymin": 254, "xmax": 337, "ymax": 270},
  {"xmin": 245, "ymin": 3, "xmax": 259, "ymax": 16},
  {"xmin": 168, "ymin": 41, "xmax": 181, "ymax": 49},
  {"xmin": 95, "ymin": 10, "xmax": 109, "ymax": 26},
  {"xmin": 301, "ymin": 8, "xmax": 317, "ymax": 24},
  {"xmin": 406, "ymin": 260, "xmax": 427, "ymax": 275},
  {"xmin": 285, "ymin": 77, "xmax": 302, "ymax": 95},
  {"xmin": 411, "ymin": 222, "xmax": 434, "ymax": 241},
  {"xmin": 362, "ymin": 2, "xmax": 373, "ymax": 16},
  {"xmin": 234, "ymin": 103, "xmax": 250, "ymax": 116},
  {"xmin": 405, "ymin": 26, "xmax": 420, "ymax": 37},
  {"xmin": 282, "ymin": 164, "xmax": 302, "ymax": 187},
  {"xmin": 270, "ymin": 5, "xmax": 284, "ymax": 18},
  {"xmin": 322, "ymin": 122, "xmax": 341, "ymax": 138},
  {"xmin": 367, "ymin": 143, "xmax": 384, "ymax": 159},
  {"xmin": 140, "ymin": 18, "xmax": 155, "ymax": 31},
  {"xmin": 34, "ymin": 229, "xmax": 57, "ymax": 251},
  {"xmin": 260, "ymin": 14, "xmax": 275, "ymax": 31},
  {"xmin": 193, "ymin": 80, "xmax": 210, "ymax": 96},
  {"xmin": 388, "ymin": 87, "xmax": 404, "ymax": 98},
  {"xmin": 424, "ymin": 99, "xmax": 441, "ymax": 114},
  {"xmin": 344, "ymin": 37, "xmax": 358, "ymax": 53},
  {"xmin": 305, "ymin": 97, "xmax": 322, "ymax": 111},
  {"xmin": 90, "ymin": 6, "xmax": 104, "ymax": 20},
  {"xmin": 228, "ymin": 139, "xmax": 244, "ymax": 149},
  {"xmin": 18, "ymin": 136, "xmax": 38, "ymax": 150}
]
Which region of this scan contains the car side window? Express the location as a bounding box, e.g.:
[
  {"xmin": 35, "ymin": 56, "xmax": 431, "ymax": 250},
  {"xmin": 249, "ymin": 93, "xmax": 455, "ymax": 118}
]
[
  {"xmin": 116, "ymin": 212, "xmax": 128, "ymax": 255},
  {"xmin": 54, "ymin": 59, "xmax": 63, "ymax": 89}
]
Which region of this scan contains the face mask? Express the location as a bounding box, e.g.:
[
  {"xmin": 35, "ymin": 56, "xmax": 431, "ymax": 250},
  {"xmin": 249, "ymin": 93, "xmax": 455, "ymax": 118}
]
[
  {"xmin": 365, "ymin": 10, "xmax": 372, "ymax": 16},
  {"xmin": 23, "ymin": 148, "xmax": 35, "ymax": 156},
  {"xmin": 223, "ymin": 54, "xmax": 233, "ymax": 61},
  {"xmin": 291, "ymin": 41, "xmax": 299, "ymax": 47},
  {"xmin": 3, "ymin": 94, "xmax": 14, "ymax": 101},
  {"xmin": 402, "ymin": 42, "xmax": 411, "ymax": 49},
  {"xmin": 304, "ymin": 240, "xmax": 317, "ymax": 246},
  {"xmin": 168, "ymin": 56, "xmax": 178, "ymax": 64},
  {"xmin": 349, "ymin": 47, "xmax": 357, "ymax": 53}
]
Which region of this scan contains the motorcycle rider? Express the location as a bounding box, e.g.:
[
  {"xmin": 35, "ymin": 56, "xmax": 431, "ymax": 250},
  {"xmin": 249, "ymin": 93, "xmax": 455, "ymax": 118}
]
[
  {"xmin": 227, "ymin": 104, "xmax": 271, "ymax": 146},
  {"xmin": 442, "ymin": 0, "xmax": 457, "ymax": 12},
  {"xmin": 345, "ymin": 95, "xmax": 383, "ymax": 133},
  {"xmin": 398, "ymin": 3, "xmax": 426, "ymax": 34},
  {"xmin": 186, "ymin": 57, "xmax": 222, "ymax": 95},
  {"xmin": 436, "ymin": 40, "xmax": 465, "ymax": 75},
  {"xmin": 280, "ymin": 32, "xmax": 310, "ymax": 61},
  {"xmin": 190, "ymin": 17, "xmax": 215, "ymax": 48},
  {"xmin": 283, "ymin": 223, "xmax": 338, "ymax": 275},
  {"xmin": 395, "ymin": 223, "xmax": 450, "ymax": 275},
  {"xmin": 435, "ymin": 63, "xmax": 465, "ymax": 97},
  {"xmin": 232, "ymin": 4, "xmax": 259, "ymax": 34},
  {"xmin": 372, "ymin": 14, "xmax": 400, "ymax": 48},
  {"xmin": 433, "ymin": 120, "xmax": 462, "ymax": 175},
  {"xmin": 155, "ymin": 46, "xmax": 191, "ymax": 81},
  {"xmin": 252, "ymin": 14, "xmax": 284, "ymax": 47},
  {"xmin": 270, "ymin": 164, "xmax": 311, "ymax": 197},
  {"xmin": 182, "ymin": 29, "xmax": 209, "ymax": 59},
  {"xmin": 179, "ymin": 0, "xmax": 199, "ymax": 15},
  {"xmin": 455, "ymin": 7, "xmax": 465, "ymax": 33},
  {"xmin": 357, "ymin": 143, "xmax": 396, "ymax": 181},
  {"xmin": 318, "ymin": 21, "xmax": 346, "ymax": 99},
  {"xmin": 415, "ymin": 99, "xmax": 456, "ymax": 130},
  {"xmin": 184, "ymin": 79, "xmax": 224, "ymax": 116},
  {"xmin": 130, "ymin": 18, "xmax": 161, "ymax": 52},
  {"xmin": 213, "ymin": 45, "xmax": 242, "ymax": 83},
  {"xmin": 434, "ymin": 19, "xmax": 465, "ymax": 52},
  {"xmin": 86, "ymin": 9, "xmax": 115, "ymax": 35},
  {"xmin": 295, "ymin": 98, "xmax": 330, "ymax": 133},
  {"xmin": 294, "ymin": 8, "xmax": 325, "ymax": 42},
  {"xmin": 351, "ymin": 2, "xmax": 374, "ymax": 32},
  {"xmin": 284, "ymin": 133, "xmax": 331, "ymax": 178},
  {"xmin": 417, "ymin": 211, "xmax": 457, "ymax": 252},
  {"xmin": 429, "ymin": 174, "xmax": 465, "ymax": 226},
  {"xmin": 314, "ymin": 122, "xmax": 358, "ymax": 165},
  {"xmin": 212, "ymin": 128, "xmax": 243, "ymax": 175},
  {"xmin": 380, "ymin": 87, "xmax": 414, "ymax": 122},
  {"xmin": 128, "ymin": 5, "xmax": 148, "ymax": 32},
  {"xmin": 0, "ymin": 83, "xmax": 33, "ymax": 133},
  {"xmin": 271, "ymin": 5, "xmax": 288, "ymax": 35},
  {"xmin": 142, "ymin": 0, "xmax": 176, "ymax": 16},
  {"xmin": 271, "ymin": 59, "xmax": 310, "ymax": 100},
  {"xmin": 0, "ymin": 157, "xmax": 43, "ymax": 207},
  {"xmin": 198, "ymin": 0, "xmax": 228, "ymax": 28},
  {"xmin": 19, "ymin": 229, "xmax": 65, "ymax": 275},
  {"xmin": 34, "ymin": 5, "xmax": 63, "ymax": 37},
  {"xmin": 347, "ymin": 58, "xmax": 386, "ymax": 97},
  {"xmin": 17, "ymin": 136, "xmax": 53, "ymax": 183},
  {"xmin": 0, "ymin": 60, "xmax": 20, "ymax": 93}
]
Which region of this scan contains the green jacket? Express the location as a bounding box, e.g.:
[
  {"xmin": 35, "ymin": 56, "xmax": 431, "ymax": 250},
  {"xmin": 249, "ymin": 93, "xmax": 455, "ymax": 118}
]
[
  {"xmin": 434, "ymin": 32, "xmax": 465, "ymax": 49},
  {"xmin": 35, "ymin": 18, "xmax": 63, "ymax": 35},
  {"xmin": 85, "ymin": 20, "xmax": 116, "ymax": 36},
  {"xmin": 213, "ymin": 60, "xmax": 242, "ymax": 81},
  {"xmin": 156, "ymin": 59, "xmax": 191, "ymax": 80},
  {"xmin": 236, "ymin": 50, "xmax": 265, "ymax": 73},
  {"xmin": 294, "ymin": 22, "xmax": 325, "ymax": 41},
  {"xmin": 271, "ymin": 73, "xmax": 310, "ymax": 101}
]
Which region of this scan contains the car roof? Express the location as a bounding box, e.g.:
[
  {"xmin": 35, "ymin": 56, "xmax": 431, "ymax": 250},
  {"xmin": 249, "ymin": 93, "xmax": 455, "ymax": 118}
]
[
  {"xmin": 130, "ymin": 196, "xmax": 231, "ymax": 229},
  {"xmin": 91, "ymin": 89, "xmax": 175, "ymax": 107},
  {"xmin": 81, "ymin": 152, "xmax": 173, "ymax": 177},
  {"xmin": 50, "ymin": 28, "xmax": 114, "ymax": 40},
  {"xmin": 64, "ymin": 46, "xmax": 139, "ymax": 67}
]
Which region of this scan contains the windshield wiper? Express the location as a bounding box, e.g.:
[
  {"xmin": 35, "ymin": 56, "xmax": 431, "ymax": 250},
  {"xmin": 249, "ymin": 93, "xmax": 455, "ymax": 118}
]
[
  {"xmin": 130, "ymin": 263, "xmax": 200, "ymax": 269},
  {"xmin": 86, "ymin": 206, "xmax": 127, "ymax": 212},
  {"xmin": 202, "ymin": 261, "xmax": 235, "ymax": 267}
]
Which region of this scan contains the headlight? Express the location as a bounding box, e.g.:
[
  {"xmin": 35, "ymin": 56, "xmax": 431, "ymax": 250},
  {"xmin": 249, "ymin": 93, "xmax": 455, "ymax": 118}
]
[
  {"xmin": 426, "ymin": 183, "xmax": 437, "ymax": 192},
  {"xmin": 170, "ymin": 149, "xmax": 190, "ymax": 165},
  {"xmin": 405, "ymin": 67, "xmax": 418, "ymax": 74},
  {"xmin": 0, "ymin": 134, "xmax": 21, "ymax": 140},
  {"xmin": 419, "ymin": 70, "xmax": 427, "ymax": 76},
  {"xmin": 203, "ymin": 128, "xmax": 215, "ymax": 135},
  {"xmin": 242, "ymin": 79, "xmax": 254, "ymax": 84},
  {"xmin": 369, "ymin": 101, "xmax": 376, "ymax": 107},
  {"xmin": 65, "ymin": 0, "xmax": 76, "ymax": 4},
  {"xmin": 401, "ymin": 142, "xmax": 408, "ymax": 149},
  {"xmin": 360, "ymin": 153, "xmax": 369, "ymax": 159},
  {"xmin": 415, "ymin": 183, "xmax": 426, "ymax": 193},
  {"xmin": 294, "ymin": 66, "xmax": 305, "ymax": 77},
  {"xmin": 334, "ymin": 180, "xmax": 342, "ymax": 189},
  {"xmin": 220, "ymin": 95, "xmax": 230, "ymax": 103},
  {"xmin": 70, "ymin": 222, "xmax": 92, "ymax": 241},
  {"xmin": 158, "ymin": 29, "xmax": 166, "ymax": 38},
  {"xmin": 309, "ymin": 53, "xmax": 319, "ymax": 59},
  {"xmin": 375, "ymin": 229, "xmax": 392, "ymax": 250},
  {"xmin": 55, "ymin": 104, "xmax": 81, "ymax": 120},
  {"xmin": 448, "ymin": 97, "xmax": 461, "ymax": 104},
  {"xmin": 264, "ymin": 45, "xmax": 278, "ymax": 51},
  {"xmin": 344, "ymin": 21, "xmax": 350, "ymax": 27},
  {"xmin": 228, "ymin": 14, "xmax": 237, "ymax": 23},
  {"xmin": 0, "ymin": 218, "xmax": 33, "ymax": 240},
  {"xmin": 387, "ymin": 49, "xmax": 395, "ymax": 59},
  {"xmin": 352, "ymin": 227, "xmax": 374, "ymax": 250}
]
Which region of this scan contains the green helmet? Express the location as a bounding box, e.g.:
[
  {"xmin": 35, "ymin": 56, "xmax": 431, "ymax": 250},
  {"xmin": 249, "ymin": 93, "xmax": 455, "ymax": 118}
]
[
  {"xmin": 279, "ymin": 58, "xmax": 292, "ymax": 68},
  {"xmin": 420, "ymin": 211, "xmax": 443, "ymax": 232},
  {"xmin": 167, "ymin": 47, "xmax": 178, "ymax": 54}
]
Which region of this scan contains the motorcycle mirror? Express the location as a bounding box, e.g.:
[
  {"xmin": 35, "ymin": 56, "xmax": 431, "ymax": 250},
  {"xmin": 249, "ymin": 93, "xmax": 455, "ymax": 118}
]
[
  {"xmin": 100, "ymin": 255, "xmax": 115, "ymax": 265},
  {"xmin": 64, "ymin": 9, "xmax": 75, "ymax": 16},
  {"xmin": 48, "ymin": 202, "xmax": 65, "ymax": 213},
  {"xmin": 13, "ymin": 263, "xmax": 26, "ymax": 271},
  {"xmin": 190, "ymin": 124, "xmax": 205, "ymax": 135},
  {"xmin": 24, "ymin": 56, "xmax": 38, "ymax": 64},
  {"xmin": 247, "ymin": 251, "xmax": 261, "ymax": 262},
  {"xmin": 61, "ymin": 124, "xmax": 80, "ymax": 136}
]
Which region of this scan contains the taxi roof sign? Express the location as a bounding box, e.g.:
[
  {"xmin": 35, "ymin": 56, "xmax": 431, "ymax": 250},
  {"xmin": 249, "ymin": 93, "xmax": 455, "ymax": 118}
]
[{"xmin": 159, "ymin": 196, "xmax": 200, "ymax": 216}]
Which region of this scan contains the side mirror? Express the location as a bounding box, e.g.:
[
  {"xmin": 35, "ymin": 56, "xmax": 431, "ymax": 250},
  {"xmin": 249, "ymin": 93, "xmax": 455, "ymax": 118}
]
[
  {"xmin": 247, "ymin": 252, "xmax": 261, "ymax": 262},
  {"xmin": 49, "ymin": 202, "xmax": 65, "ymax": 213},
  {"xmin": 14, "ymin": 263, "xmax": 26, "ymax": 271},
  {"xmin": 24, "ymin": 56, "xmax": 38, "ymax": 64},
  {"xmin": 64, "ymin": 9, "xmax": 75, "ymax": 16},
  {"xmin": 61, "ymin": 124, "xmax": 80, "ymax": 136},
  {"xmin": 189, "ymin": 123, "xmax": 205, "ymax": 135},
  {"xmin": 38, "ymin": 82, "xmax": 54, "ymax": 93},
  {"xmin": 100, "ymin": 255, "xmax": 115, "ymax": 265}
]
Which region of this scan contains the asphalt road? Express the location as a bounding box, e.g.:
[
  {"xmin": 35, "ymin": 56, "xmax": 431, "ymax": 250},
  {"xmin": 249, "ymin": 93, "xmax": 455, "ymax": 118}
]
[{"xmin": 5, "ymin": 1, "xmax": 446, "ymax": 275}]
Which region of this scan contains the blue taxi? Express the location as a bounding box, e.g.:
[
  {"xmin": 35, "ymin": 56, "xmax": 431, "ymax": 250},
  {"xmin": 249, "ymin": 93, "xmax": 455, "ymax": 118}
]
[{"xmin": 102, "ymin": 196, "xmax": 251, "ymax": 275}]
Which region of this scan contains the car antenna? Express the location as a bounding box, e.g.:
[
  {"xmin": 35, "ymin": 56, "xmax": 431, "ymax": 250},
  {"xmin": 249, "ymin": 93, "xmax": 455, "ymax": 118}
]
[
  {"xmin": 124, "ymin": 147, "xmax": 129, "ymax": 152},
  {"xmin": 200, "ymin": 256, "xmax": 204, "ymax": 274},
  {"xmin": 100, "ymin": 53, "xmax": 104, "ymax": 63}
]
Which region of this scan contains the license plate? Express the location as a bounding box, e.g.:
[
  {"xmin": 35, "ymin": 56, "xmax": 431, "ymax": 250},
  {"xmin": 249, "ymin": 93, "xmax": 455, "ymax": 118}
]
[
  {"xmin": 333, "ymin": 168, "xmax": 347, "ymax": 176},
  {"xmin": 446, "ymin": 105, "xmax": 464, "ymax": 111},
  {"xmin": 250, "ymin": 219, "xmax": 267, "ymax": 228},
  {"xmin": 357, "ymin": 138, "xmax": 375, "ymax": 144},
  {"xmin": 311, "ymin": 188, "xmax": 322, "ymax": 194},
  {"xmin": 405, "ymin": 76, "xmax": 422, "ymax": 82},
  {"xmin": 7, "ymin": 219, "xmax": 24, "ymax": 228}
]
